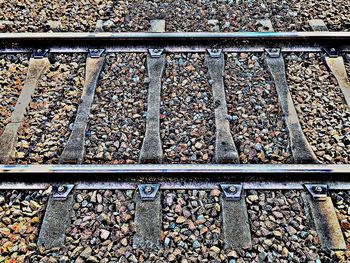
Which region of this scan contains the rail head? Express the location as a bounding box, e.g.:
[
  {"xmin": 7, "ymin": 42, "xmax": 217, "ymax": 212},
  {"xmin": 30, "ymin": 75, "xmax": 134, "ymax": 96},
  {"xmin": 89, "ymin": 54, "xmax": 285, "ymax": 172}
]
[
  {"xmin": 0, "ymin": 164, "xmax": 348, "ymax": 173},
  {"xmin": 1, "ymin": 32, "xmax": 350, "ymax": 53}
]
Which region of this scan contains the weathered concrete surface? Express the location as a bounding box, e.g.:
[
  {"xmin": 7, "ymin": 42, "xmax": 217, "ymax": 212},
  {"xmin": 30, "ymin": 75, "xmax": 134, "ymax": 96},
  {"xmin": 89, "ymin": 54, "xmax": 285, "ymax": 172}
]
[
  {"xmin": 221, "ymin": 195, "xmax": 252, "ymax": 249},
  {"xmin": 37, "ymin": 193, "xmax": 74, "ymax": 248},
  {"xmin": 59, "ymin": 56, "xmax": 105, "ymax": 164},
  {"xmin": 133, "ymin": 192, "xmax": 162, "ymax": 250},
  {"xmin": 265, "ymin": 55, "xmax": 318, "ymax": 164},
  {"xmin": 150, "ymin": 20, "xmax": 166, "ymax": 32},
  {"xmin": 325, "ymin": 56, "xmax": 350, "ymax": 107},
  {"xmin": 303, "ymin": 192, "xmax": 346, "ymax": 250},
  {"xmin": 206, "ymin": 53, "xmax": 239, "ymax": 164},
  {"xmin": 308, "ymin": 19, "xmax": 329, "ymax": 31},
  {"xmin": 139, "ymin": 54, "xmax": 165, "ymax": 163},
  {"xmin": 257, "ymin": 19, "xmax": 274, "ymax": 32},
  {"xmin": 0, "ymin": 57, "xmax": 50, "ymax": 163},
  {"xmin": 139, "ymin": 20, "xmax": 166, "ymax": 164}
]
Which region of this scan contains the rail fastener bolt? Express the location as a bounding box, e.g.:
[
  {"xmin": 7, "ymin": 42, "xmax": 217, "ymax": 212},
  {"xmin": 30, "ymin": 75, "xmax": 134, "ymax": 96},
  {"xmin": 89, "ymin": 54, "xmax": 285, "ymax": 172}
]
[
  {"xmin": 57, "ymin": 186, "xmax": 66, "ymax": 194},
  {"xmin": 313, "ymin": 186, "xmax": 323, "ymax": 194},
  {"xmin": 144, "ymin": 186, "xmax": 154, "ymax": 194},
  {"xmin": 228, "ymin": 186, "xmax": 237, "ymax": 194}
]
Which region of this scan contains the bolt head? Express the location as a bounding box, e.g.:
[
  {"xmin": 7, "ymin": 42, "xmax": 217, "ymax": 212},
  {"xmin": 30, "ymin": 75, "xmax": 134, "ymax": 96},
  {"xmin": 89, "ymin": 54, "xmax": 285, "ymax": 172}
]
[
  {"xmin": 314, "ymin": 186, "xmax": 323, "ymax": 193},
  {"xmin": 331, "ymin": 48, "xmax": 336, "ymax": 52},
  {"xmin": 153, "ymin": 49, "xmax": 159, "ymax": 53},
  {"xmin": 144, "ymin": 186, "xmax": 153, "ymax": 194},
  {"xmin": 212, "ymin": 49, "xmax": 218, "ymax": 53},
  {"xmin": 228, "ymin": 186, "xmax": 237, "ymax": 193},
  {"xmin": 57, "ymin": 186, "xmax": 65, "ymax": 193}
]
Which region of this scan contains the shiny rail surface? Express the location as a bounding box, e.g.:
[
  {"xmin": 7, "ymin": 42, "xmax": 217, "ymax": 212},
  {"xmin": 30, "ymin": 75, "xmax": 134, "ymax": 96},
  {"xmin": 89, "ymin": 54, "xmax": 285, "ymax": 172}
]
[
  {"xmin": 0, "ymin": 164, "xmax": 348, "ymax": 173},
  {"xmin": 1, "ymin": 32, "xmax": 350, "ymax": 53}
]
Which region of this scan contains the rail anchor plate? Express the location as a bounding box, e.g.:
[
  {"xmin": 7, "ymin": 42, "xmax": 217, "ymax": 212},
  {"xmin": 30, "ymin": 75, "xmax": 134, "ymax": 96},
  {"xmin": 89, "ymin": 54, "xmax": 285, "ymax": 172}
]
[
  {"xmin": 138, "ymin": 184, "xmax": 160, "ymax": 201},
  {"xmin": 148, "ymin": 49, "xmax": 164, "ymax": 58},
  {"xmin": 221, "ymin": 184, "xmax": 243, "ymax": 201},
  {"xmin": 265, "ymin": 48, "xmax": 281, "ymax": 58},
  {"xmin": 207, "ymin": 48, "xmax": 222, "ymax": 58},
  {"xmin": 52, "ymin": 184, "xmax": 75, "ymax": 201},
  {"xmin": 304, "ymin": 184, "xmax": 328, "ymax": 201},
  {"xmin": 89, "ymin": 49, "xmax": 105, "ymax": 58},
  {"xmin": 323, "ymin": 47, "xmax": 339, "ymax": 58},
  {"xmin": 33, "ymin": 49, "xmax": 49, "ymax": 59}
]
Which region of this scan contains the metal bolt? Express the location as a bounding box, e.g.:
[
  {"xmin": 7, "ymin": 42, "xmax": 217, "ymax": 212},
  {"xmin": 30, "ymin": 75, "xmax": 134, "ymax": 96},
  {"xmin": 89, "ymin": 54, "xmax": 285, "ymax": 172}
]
[
  {"xmin": 271, "ymin": 48, "xmax": 278, "ymax": 53},
  {"xmin": 313, "ymin": 186, "xmax": 323, "ymax": 193},
  {"xmin": 153, "ymin": 49, "xmax": 159, "ymax": 53},
  {"xmin": 212, "ymin": 49, "xmax": 218, "ymax": 53},
  {"xmin": 37, "ymin": 49, "xmax": 42, "ymax": 53},
  {"xmin": 93, "ymin": 49, "xmax": 99, "ymax": 53},
  {"xmin": 57, "ymin": 186, "xmax": 65, "ymax": 193},
  {"xmin": 144, "ymin": 186, "xmax": 153, "ymax": 194},
  {"xmin": 331, "ymin": 48, "xmax": 336, "ymax": 52},
  {"xmin": 228, "ymin": 186, "xmax": 237, "ymax": 194}
]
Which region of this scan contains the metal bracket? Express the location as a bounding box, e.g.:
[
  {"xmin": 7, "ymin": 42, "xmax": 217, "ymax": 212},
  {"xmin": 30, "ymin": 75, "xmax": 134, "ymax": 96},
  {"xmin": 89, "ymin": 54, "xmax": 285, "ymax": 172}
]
[
  {"xmin": 138, "ymin": 184, "xmax": 160, "ymax": 201},
  {"xmin": 323, "ymin": 47, "xmax": 339, "ymax": 58},
  {"xmin": 305, "ymin": 184, "xmax": 328, "ymax": 201},
  {"xmin": 52, "ymin": 184, "xmax": 75, "ymax": 201},
  {"xmin": 89, "ymin": 49, "xmax": 105, "ymax": 58},
  {"xmin": 207, "ymin": 48, "xmax": 222, "ymax": 58},
  {"xmin": 33, "ymin": 49, "xmax": 49, "ymax": 59},
  {"xmin": 220, "ymin": 184, "xmax": 243, "ymax": 201},
  {"xmin": 148, "ymin": 49, "xmax": 164, "ymax": 58},
  {"xmin": 265, "ymin": 48, "xmax": 281, "ymax": 58}
]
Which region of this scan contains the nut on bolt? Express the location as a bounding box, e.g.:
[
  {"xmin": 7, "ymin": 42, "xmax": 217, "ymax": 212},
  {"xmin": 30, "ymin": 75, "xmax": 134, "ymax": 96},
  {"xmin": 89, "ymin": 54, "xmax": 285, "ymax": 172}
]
[
  {"xmin": 313, "ymin": 186, "xmax": 323, "ymax": 193},
  {"xmin": 228, "ymin": 185, "xmax": 237, "ymax": 194},
  {"xmin": 144, "ymin": 186, "xmax": 153, "ymax": 194},
  {"xmin": 57, "ymin": 186, "xmax": 66, "ymax": 194}
]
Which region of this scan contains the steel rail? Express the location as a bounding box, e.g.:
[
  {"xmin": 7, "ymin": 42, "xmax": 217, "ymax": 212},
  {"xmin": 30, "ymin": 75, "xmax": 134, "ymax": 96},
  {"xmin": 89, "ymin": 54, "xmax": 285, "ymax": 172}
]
[
  {"xmin": 0, "ymin": 165, "xmax": 349, "ymax": 189},
  {"xmin": 1, "ymin": 32, "xmax": 350, "ymax": 40},
  {"xmin": 0, "ymin": 164, "xmax": 348, "ymax": 173},
  {"xmin": 3, "ymin": 46, "xmax": 346, "ymax": 53},
  {"xmin": 1, "ymin": 181, "xmax": 350, "ymax": 190},
  {"xmin": 1, "ymin": 32, "xmax": 350, "ymax": 53}
]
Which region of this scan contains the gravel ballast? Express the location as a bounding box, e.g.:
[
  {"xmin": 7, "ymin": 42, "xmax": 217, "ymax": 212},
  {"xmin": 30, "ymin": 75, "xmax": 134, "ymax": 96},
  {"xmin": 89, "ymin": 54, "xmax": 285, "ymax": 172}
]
[
  {"xmin": 267, "ymin": 0, "xmax": 350, "ymax": 32},
  {"xmin": 23, "ymin": 189, "xmax": 350, "ymax": 262},
  {"xmin": 1, "ymin": 1, "xmax": 349, "ymax": 32},
  {"xmin": 162, "ymin": 190, "xmax": 222, "ymax": 261},
  {"xmin": 84, "ymin": 53, "xmax": 147, "ymax": 164},
  {"xmin": 12, "ymin": 54, "xmax": 85, "ymax": 164},
  {"xmin": 0, "ymin": 190, "xmax": 49, "ymax": 262},
  {"xmin": 286, "ymin": 53, "xmax": 350, "ymax": 164},
  {"xmin": 161, "ymin": 53, "xmax": 215, "ymax": 164},
  {"xmin": 224, "ymin": 53, "xmax": 292, "ymax": 164},
  {"xmin": 31, "ymin": 190, "xmax": 136, "ymax": 262}
]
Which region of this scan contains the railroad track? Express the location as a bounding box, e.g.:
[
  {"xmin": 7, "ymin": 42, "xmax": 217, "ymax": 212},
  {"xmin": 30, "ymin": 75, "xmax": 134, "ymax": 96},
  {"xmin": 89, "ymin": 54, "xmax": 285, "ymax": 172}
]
[{"xmin": 0, "ymin": 19, "xmax": 350, "ymax": 261}]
